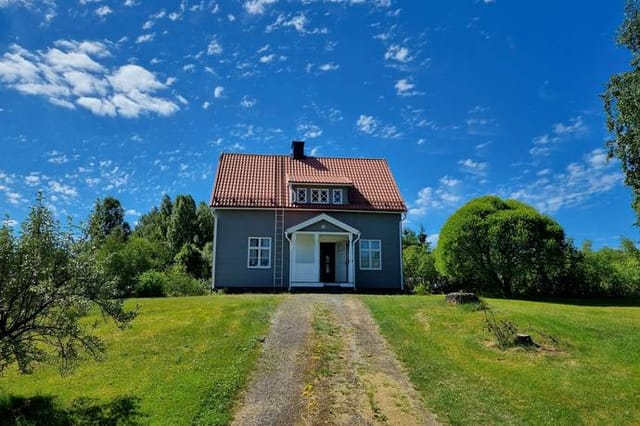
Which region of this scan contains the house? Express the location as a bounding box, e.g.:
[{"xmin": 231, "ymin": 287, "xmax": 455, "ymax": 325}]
[{"xmin": 209, "ymin": 141, "xmax": 407, "ymax": 291}]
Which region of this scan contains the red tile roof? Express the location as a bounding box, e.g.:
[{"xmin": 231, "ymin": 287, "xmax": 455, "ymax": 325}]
[{"xmin": 210, "ymin": 153, "xmax": 407, "ymax": 212}]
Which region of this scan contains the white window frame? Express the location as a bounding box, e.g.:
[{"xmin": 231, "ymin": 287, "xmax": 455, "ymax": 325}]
[
  {"xmin": 310, "ymin": 188, "xmax": 329, "ymax": 204},
  {"xmin": 360, "ymin": 239, "xmax": 382, "ymax": 270},
  {"xmin": 296, "ymin": 188, "xmax": 307, "ymax": 203},
  {"xmin": 332, "ymin": 189, "xmax": 343, "ymax": 204},
  {"xmin": 247, "ymin": 237, "xmax": 272, "ymax": 269}
]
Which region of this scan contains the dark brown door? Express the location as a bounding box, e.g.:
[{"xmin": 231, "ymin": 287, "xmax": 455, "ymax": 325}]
[{"xmin": 320, "ymin": 242, "xmax": 336, "ymax": 283}]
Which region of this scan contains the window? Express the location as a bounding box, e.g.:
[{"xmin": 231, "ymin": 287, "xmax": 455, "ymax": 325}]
[
  {"xmin": 247, "ymin": 237, "xmax": 271, "ymax": 268},
  {"xmin": 360, "ymin": 239, "xmax": 381, "ymax": 270},
  {"xmin": 332, "ymin": 189, "xmax": 343, "ymax": 204},
  {"xmin": 296, "ymin": 188, "xmax": 307, "ymax": 203},
  {"xmin": 310, "ymin": 188, "xmax": 329, "ymax": 203}
]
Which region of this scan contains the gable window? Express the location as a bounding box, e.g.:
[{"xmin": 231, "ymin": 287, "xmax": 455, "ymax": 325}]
[
  {"xmin": 360, "ymin": 239, "xmax": 381, "ymax": 270},
  {"xmin": 247, "ymin": 237, "xmax": 271, "ymax": 268},
  {"xmin": 332, "ymin": 189, "xmax": 343, "ymax": 204},
  {"xmin": 310, "ymin": 188, "xmax": 329, "ymax": 204},
  {"xmin": 296, "ymin": 188, "xmax": 307, "ymax": 203}
]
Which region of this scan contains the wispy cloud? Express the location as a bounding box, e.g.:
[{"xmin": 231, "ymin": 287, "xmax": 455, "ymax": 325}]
[
  {"xmin": 409, "ymin": 176, "xmax": 463, "ymax": 217},
  {"xmin": 244, "ymin": 0, "xmax": 277, "ymax": 15},
  {"xmin": 356, "ymin": 114, "xmax": 402, "ymax": 139},
  {"xmin": 458, "ymin": 158, "xmax": 488, "ymax": 178}
]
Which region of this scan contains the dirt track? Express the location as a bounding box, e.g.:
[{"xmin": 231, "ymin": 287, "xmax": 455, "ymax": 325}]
[{"xmin": 231, "ymin": 294, "xmax": 439, "ymax": 426}]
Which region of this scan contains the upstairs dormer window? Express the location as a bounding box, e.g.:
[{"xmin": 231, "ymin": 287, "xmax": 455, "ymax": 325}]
[
  {"xmin": 332, "ymin": 189, "xmax": 343, "ymax": 204},
  {"xmin": 296, "ymin": 188, "xmax": 307, "ymax": 203},
  {"xmin": 310, "ymin": 188, "xmax": 329, "ymax": 203}
]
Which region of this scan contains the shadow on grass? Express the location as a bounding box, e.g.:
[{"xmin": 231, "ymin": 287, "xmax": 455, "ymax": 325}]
[
  {"xmin": 505, "ymin": 296, "xmax": 640, "ymax": 308},
  {"xmin": 0, "ymin": 394, "xmax": 146, "ymax": 425}
]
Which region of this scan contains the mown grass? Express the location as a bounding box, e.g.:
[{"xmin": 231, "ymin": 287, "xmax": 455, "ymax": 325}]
[
  {"xmin": 0, "ymin": 294, "xmax": 282, "ymax": 425},
  {"xmin": 361, "ymin": 295, "xmax": 640, "ymax": 425}
]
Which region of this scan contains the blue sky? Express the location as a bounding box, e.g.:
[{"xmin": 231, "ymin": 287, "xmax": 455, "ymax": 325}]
[{"xmin": 0, "ymin": 0, "xmax": 637, "ymax": 248}]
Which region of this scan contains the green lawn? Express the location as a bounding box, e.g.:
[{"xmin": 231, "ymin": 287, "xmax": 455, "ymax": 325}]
[
  {"xmin": 362, "ymin": 295, "xmax": 640, "ymax": 425},
  {"xmin": 0, "ymin": 294, "xmax": 282, "ymax": 425}
]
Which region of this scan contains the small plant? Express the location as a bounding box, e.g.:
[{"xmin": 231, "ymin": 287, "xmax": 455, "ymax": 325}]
[{"xmin": 484, "ymin": 310, "xmax": 517, "ymax": 349}]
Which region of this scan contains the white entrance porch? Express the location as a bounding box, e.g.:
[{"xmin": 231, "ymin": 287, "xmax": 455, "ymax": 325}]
[{"xmin": 286, "ymin": 214, "xmax": 360, "ymax": 289}]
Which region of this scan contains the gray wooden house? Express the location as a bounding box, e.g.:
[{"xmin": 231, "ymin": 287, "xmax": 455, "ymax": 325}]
[{"xmin": 209, "ymin": 141, "xmax": 407, "ymax": 291}]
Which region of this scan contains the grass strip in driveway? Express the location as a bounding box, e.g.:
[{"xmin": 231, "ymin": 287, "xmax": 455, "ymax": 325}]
[
  {"xmin": 362, "ymin": 295, "xmax": 640, "ymax": 425},
  {"xmin": 0, "ymin": 294, "xmax": 282, "ymax": 426}
]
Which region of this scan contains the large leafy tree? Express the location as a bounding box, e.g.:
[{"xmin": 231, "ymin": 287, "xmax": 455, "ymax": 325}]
[
  {"xmin": 434, "ymin": 196, "xmax": 568, "ymax": 297},
  {"xmin": 87, "ymin": 196, "xmax": 130, "ymax": 245},
  {"xmin": 0, "ymin": 194, "xmax": 135, "ymax": 374},
  {"xmin": 167, "ymin": 194, "xmax": 197, "ymax": 254},
  {"xmin": 604, "ymin": 0, "xmax": 640, "ymax": 223}
]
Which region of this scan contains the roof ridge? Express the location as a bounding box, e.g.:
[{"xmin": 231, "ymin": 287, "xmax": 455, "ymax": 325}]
[{"xmin": 221, "ymin": 152, "xmax": 388, "ymax": 161}]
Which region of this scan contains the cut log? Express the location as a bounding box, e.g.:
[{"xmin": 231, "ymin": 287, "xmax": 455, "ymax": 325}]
[
  {"xmin": 445, "ymin": 292, "xmax": 479, "ymax": 304},
  {"xmin": 515, "ymin": 334, "xmax": 535, "ymax": 346}
]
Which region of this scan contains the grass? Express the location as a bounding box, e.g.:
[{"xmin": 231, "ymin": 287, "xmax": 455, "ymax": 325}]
[
  {"xmin": 361, "ymin": 295, "xmax": 640, "ymax": 425},
  {"xmin": 0, "ymin": 294, "xmax": 282, "ymax": 425}
]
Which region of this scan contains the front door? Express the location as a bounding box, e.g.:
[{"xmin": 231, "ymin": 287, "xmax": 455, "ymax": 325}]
[{"xmin": 320, "ymin": 242, "xmax": 336, "ymax": 283}]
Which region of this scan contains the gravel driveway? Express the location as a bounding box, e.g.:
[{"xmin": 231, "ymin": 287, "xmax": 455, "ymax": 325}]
[{"xmin": 231, "ymin": 294, "xmax": 439, "ymax": 425}]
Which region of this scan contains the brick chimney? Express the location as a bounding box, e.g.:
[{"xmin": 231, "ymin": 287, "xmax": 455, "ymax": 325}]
[{"xmin": 291, "ymin": 140, "xmax": 305, "ymax": 160}]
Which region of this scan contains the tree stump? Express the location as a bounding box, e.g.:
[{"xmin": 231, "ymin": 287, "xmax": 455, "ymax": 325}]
[
  {"xmin": 515, "ymin": 334, "xmax": 535, "ymax": 346},
  {"xmin": 445, "ymin": 292, "xmax": 479, "ymax": 304}
]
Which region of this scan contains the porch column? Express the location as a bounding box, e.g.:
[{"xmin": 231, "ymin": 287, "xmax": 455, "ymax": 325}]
[
  {"xmin": 289, "ymin": 233, "xmax": 297, "ymax": 288},
  {"xmin": 348, "ymin": 233, "xmax": 355, "ymax": 285},
  {"xmin": 314, "ymin": 233, "xmax": 320, "ymax": 282}
]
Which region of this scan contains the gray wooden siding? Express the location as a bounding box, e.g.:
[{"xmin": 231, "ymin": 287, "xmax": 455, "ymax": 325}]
[{"xmin": 213, "ymin": 209, "xmax": 402, "ymax": 290}]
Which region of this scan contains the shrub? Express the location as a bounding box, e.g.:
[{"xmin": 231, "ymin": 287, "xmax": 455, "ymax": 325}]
[
  {"xmin": 163, "ymin": 266, "xmax": 209, "ymax": 297},
  {"xmin": 135, "ymin": 271, "xmax": 168, "ymax": 297}
]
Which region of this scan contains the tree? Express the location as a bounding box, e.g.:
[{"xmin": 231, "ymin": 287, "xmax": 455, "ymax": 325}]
[
  {"xmin": 87, "ymin": 196, "xmax": 130, "ymax": 245},
  {"xmin": 167, "ymin": 194, "xmax": 197, "ymax": 254},
  {"xmin": 604, "ymin": 0, "xmax": 640, "ymax": 223},
  {"xmin": 0, "ymin": 194, "xmax": 135, "ymax": 374},
  {"xmin": 434, "ymin": 196, "xmax": 568, "ymax": 297},
  {"xmin": 195, "ymin": 202, "xmax": 214, "ymax": 248}
]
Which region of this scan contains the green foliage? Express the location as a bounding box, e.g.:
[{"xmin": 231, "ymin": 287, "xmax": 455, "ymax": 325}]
[
  {"xmin": 97, "ymin": 235, "xmax": 170, "ymax": 297},
  {"xmin": 87, "ymin": 196, "xmax": 130, "ymax": 246},
  {"xmin": 435, "ymin": 196, "xmax": 568, "ymax": 297},
  {"xmin": 402, "ymin": 245, "xmax": 440, "ymax": 294},
  {"xmin": 579, "ymin": 239, "xmax": 640, "ymax": 297},
  {"xmin": 196, "ymin": 201, "xmax": 214, "ymax": 247},
  {"xmin": 174, "ymin": 242, "xmax": 208, "ymax": 279},
  {"xmin": 167, "ymin": 194, "xmax": 198, "ymax": 254},
  {"xmin": 135, "ymin": 270, "xmax": 168, "ymax": 297},
  {"xmin": 0, "ymin": 194, "xmax": 135, "ymax": 375},
  {"xmin": 483, "ymin": 310, "xmax": 517, "ymax": 349},
  {"xmin": 603, "ymin": 0, "xmax": 640, "ymax": 222},
  {"xmin": 162, "ymin": 266, "xmax": 209, "ymax": 297}
]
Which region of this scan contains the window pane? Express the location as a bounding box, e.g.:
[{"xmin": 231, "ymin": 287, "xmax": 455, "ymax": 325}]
[
  {"xmin": 260, "ymin": 238, "xmax": 270, "ymax": 248},
  {"xmin": 259, "ymin": 254, "xmax": 270, "ymax": 267},
  {"xmin": 297, "ymin": 188, "xmax": 306, "ymax": 202},
  {"xmin": 311, "ymin": 189, "xmax": 320, "ymax": 202},
  {"xmin": 333, "ymin": 189, "xmax": 342, "ymax": 204},
  {"xmin": 361, "ymin": 240, "xmax": 369, "ymax": 250},
  {"xmin": 360, "ymin": 252, "xmax": 370, "ymax": 269},
  {"xmin": 320, "ymin": 189, "xmax": 328, "ymax": 203},
  {"xmin": 370, "ymin": 240, "xmax": 380, "ymax": 250},
  {"xmin": 249, "ymin": 238, "xmax": 259, "ymax": 247},
  {"xmin": 371, "ymin": 251, "xmax": 381, "ymax": 268},
  {"xmin": 249, "ymin": 257, "xmax": 258, "ymax": 267}
]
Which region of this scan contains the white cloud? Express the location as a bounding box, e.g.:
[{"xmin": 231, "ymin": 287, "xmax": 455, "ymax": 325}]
[
  {"xmin": 260, "ymin": 54, "xmax": 275, "ymax": 63},
  {"xmin": 202, "ymin": 101, "xmax": 210, "ymax": 109},
  {"xmin": 0, "ymin": 41, "xmax": 179, "ymax": 118},
  {"xmin": 297, "ymin": 123, "xmax": 322, "ymax": 139},
  {"xmin": 240, "ymin": 96, "xmax": 256, "ymax": 108},
  {"xmin": 356, "ymin": 114, "xmax": 401, "ymax": 139},
  {"xmin": 384, "ymin": 44, "xmax": 411, "ymax": 63},
  {"xmin": 49, "ymin": 180, "xmax": 78, "ymax": 197},
  {"xmin": 508, "ymin": 151, "xmax": 622, "ymax": 213},
  {"xmin": 409, "ymin": 176, "xmax": 464, "ymax": 217},
  {"xmin": 207, "ymin": 38, "xmax": 223, "ymax": 55},
  {"xmin": 214, "ymin": 86, "xmax": 224, "ymax": 98},
  {"xmin": 95, "ymin": 5, "xmax": 112, "ymax": 17},
  {"xmin": 318, "ymin": 63, "xmax": 339, "ymax": 72},
  {"xmin": 395, "ymin": 78, "xmax": 421, "ymax": 96},
  {"xmin": 244, "ymin": 0, "xmax": 277, "ymax": 15},
  {"xmin": 266, "ymin": 12, "xmax": 327, "ymax": 34},
  {"xmin": 458, "ymin": 158, "xmax": 488, "ymax": 177},
  {"xmin": 47, "ymin": 150, "xmax": 69, "ymax": 164},
  {"xmin": 552, "ymin": 115, "xmax": 587, "ymax": 136},
  {"xmin": 136, "ymin": 33, "xmax": 155, "ymax": 44}
]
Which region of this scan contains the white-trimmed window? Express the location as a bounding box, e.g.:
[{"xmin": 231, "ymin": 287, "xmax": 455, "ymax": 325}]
[
  {"xmin": 360, "ymin": 239, "xmax": 381, "ymax": 270},
  {"xmin": 310, "ymin": 188, "xmax": 329, "ymax": 203},
  {"xmin": 296, "ymin": 188, "xmax": 307, "ymax": 203},
  {"xmin": 332, "ymin": 189, "xmax": 343, "ymax": 204},
  {"xmin": 247, "ymin": 237, "xmax": 271, "ymax": 268}
]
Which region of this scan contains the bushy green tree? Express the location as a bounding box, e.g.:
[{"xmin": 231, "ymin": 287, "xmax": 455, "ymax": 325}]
[
  {"xmin": 195, "ymin": 202, "xmax": 214, "ymax": 247},
  {"xmin": 604, "ymin": 0, "xmax": 640, "ymax": 223},
  {"xmin": 87, "ymin": 196, "xmax": 130, "ymax": 245},
  {"xmin": 0, "ymin": 195, "xmax": 135, "ymax": 374},
  {"xmin": 167, "ymin": 195, "xmax": 197, "ymax": 254},
  {"xmin": 435, "ymin": 196, "xmax": 568, "ymax": 297}
]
